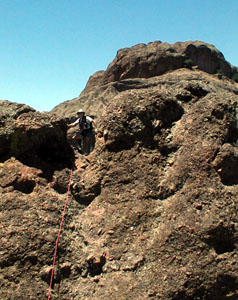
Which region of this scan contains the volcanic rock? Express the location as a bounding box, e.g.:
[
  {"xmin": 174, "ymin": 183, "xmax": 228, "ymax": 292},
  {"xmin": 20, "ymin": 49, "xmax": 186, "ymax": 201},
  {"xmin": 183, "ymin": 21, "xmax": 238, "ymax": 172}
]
[
  {"xmin": 51, "ymin": 40, "xmax": 237, "ymax": 120},
  {"xmin": 1, "ymin": 41, "xmax": 238, "ymax": 300},
  {"xmin": 0, "ymin": 101, "xmax": 74, "ymax": 178}
]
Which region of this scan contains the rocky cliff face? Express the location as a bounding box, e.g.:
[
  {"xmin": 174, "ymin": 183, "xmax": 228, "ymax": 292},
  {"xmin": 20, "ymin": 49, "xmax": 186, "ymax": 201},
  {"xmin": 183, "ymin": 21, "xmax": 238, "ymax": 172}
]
[
  {"xmin": 51, "ymin": 40, "xmax": 237, "ymax": 120},
  {"xmin": 1, "ymin": 41, "xmax": 238, "ymax": 300}
]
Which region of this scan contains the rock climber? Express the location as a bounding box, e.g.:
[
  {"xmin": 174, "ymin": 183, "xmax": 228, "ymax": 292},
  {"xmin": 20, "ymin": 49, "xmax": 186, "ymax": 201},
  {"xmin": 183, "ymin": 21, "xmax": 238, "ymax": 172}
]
[{"xmin": 67, "ymin": 109, "xmax": 96, "ymax": 154}]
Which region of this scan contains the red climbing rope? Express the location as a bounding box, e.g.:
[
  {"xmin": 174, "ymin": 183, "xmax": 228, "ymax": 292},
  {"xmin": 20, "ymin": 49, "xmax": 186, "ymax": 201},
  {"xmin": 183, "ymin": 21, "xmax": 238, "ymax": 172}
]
[{"xmin": 47, "ymin": 169, "xmax": 73, "ymax": 300}]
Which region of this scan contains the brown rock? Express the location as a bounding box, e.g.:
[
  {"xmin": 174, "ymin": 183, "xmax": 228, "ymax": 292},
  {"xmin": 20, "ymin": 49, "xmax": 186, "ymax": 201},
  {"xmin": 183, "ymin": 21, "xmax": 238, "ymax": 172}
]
[
  {"xmin": 1, "ymin": 42, "xmax": 238, "ymax": 300},
  {"xmin": 51, "ymin": 40, "xmax": 237, "ymax": 121},
  {"xmin": 0, "ymin": 100, "xmax": 74, "ymax": 178}
]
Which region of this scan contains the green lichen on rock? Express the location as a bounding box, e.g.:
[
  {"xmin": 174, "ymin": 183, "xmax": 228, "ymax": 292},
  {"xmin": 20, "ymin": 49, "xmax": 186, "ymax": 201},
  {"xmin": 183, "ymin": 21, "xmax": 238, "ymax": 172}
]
[
  {"xmin": 183, "ymin": 58, "xmax": 195, "ymax": 69},
  {"xmin": 10, "ymin": 128, "xmax": 29, "ymax": 155}
]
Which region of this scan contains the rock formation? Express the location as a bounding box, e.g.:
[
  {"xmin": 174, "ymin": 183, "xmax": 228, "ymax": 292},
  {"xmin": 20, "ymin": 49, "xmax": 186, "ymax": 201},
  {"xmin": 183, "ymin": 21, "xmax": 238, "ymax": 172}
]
[
  {"xmin": 1, "ymin": 41, "xmax": 238, "ymax": 299},
  {"xmin": 51, "ymin": 40, "xmax": 238, "ymax": 119}
]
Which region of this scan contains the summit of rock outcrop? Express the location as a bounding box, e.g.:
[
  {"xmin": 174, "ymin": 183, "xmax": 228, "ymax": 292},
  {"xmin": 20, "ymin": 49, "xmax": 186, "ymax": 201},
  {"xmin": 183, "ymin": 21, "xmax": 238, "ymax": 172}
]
[
  {"xmin": 51, "ymin": 40, "xmax": 238, "ymax": 119},
  {"xmin": 83, "ymin": 40, "xmax": 233, "ymax": 90},
  {"xmin": 1, "ymin": 41, "xmax": 238, "ymax": 300}
]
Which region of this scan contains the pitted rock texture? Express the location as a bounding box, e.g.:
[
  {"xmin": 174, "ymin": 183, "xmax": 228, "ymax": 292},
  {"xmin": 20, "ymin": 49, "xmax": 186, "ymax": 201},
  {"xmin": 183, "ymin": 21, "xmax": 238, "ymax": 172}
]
[
  {"xmin": 51, "ymin": 40, "xmax": 238, "ymax": 121},
  {"xmin": 1, "ymin": 44, "xmax": 238, "ymax": 300},
  {"xmin": 0, "ymin": 100, "xmax": 74, "ymax": 179}
]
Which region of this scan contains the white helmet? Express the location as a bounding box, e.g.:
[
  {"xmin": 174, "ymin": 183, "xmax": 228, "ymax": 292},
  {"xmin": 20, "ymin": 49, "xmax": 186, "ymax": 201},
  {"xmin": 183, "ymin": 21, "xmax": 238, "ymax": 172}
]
[{"xmin": 77, "ymin": 109, "xmax": 85, "ymax": 114}]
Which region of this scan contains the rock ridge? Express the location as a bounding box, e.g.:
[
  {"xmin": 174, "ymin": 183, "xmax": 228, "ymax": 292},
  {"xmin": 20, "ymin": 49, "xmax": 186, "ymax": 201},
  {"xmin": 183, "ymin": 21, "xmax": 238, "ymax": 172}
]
[
  {"xmin": 82, "ymin": 40, "xmax": 235, "ymax": 93},
  {"xmin": 51, "ymin": 40, "xmax": 238, "ymax": 120}
]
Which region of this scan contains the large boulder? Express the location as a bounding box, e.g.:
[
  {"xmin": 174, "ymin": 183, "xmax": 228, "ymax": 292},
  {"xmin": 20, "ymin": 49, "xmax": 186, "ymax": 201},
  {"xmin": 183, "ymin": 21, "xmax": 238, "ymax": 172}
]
[
  {"xmin": 0, "ymin": 100, "xmax": 74, "ymax": 178},
  {"xmin": 91, "ymin": 40, "xmax": 233, "ymax": 86}
]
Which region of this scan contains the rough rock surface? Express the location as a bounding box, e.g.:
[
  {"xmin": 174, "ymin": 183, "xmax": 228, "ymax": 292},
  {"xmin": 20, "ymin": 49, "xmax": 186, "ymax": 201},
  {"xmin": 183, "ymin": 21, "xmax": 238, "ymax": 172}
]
[
  {"xmin": 1, "ymin": 42, "xmax": 238, "ymax": 300},
  {"xmin": 51, "ymin": 40, "xmax": 237, "ymax": 120},
  {"xmin": 0, "ymin": 101, "xmax": 74, "ymax": 178}
]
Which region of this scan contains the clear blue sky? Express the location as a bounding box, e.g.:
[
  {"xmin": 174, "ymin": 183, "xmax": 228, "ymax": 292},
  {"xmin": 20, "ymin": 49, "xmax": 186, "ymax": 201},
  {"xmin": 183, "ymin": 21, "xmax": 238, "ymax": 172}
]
[{"xmin": 1, "ymin": 0, "xmax": 238, "ymax": 111}]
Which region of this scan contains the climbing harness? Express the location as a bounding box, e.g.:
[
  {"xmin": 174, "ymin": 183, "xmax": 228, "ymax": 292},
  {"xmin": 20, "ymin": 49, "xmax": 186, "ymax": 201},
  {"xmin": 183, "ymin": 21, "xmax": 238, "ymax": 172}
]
[{"xmin": 47, "ymin": 169, "xmax": 73, "ymax": 300}]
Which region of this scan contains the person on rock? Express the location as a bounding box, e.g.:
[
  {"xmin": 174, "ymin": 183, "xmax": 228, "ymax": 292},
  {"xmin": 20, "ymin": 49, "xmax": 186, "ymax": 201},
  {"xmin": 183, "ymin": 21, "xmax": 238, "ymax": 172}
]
[{"xmin": 67, "ymin": 109, "xmax": 96, "ymax": 154}]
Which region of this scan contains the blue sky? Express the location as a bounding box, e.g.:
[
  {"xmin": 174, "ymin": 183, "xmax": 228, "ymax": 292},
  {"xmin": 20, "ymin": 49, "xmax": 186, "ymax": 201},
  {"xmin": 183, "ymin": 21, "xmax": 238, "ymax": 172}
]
[{"xmin": 0, "ymin": 0, "xmax": 238, "ymax": 111}]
